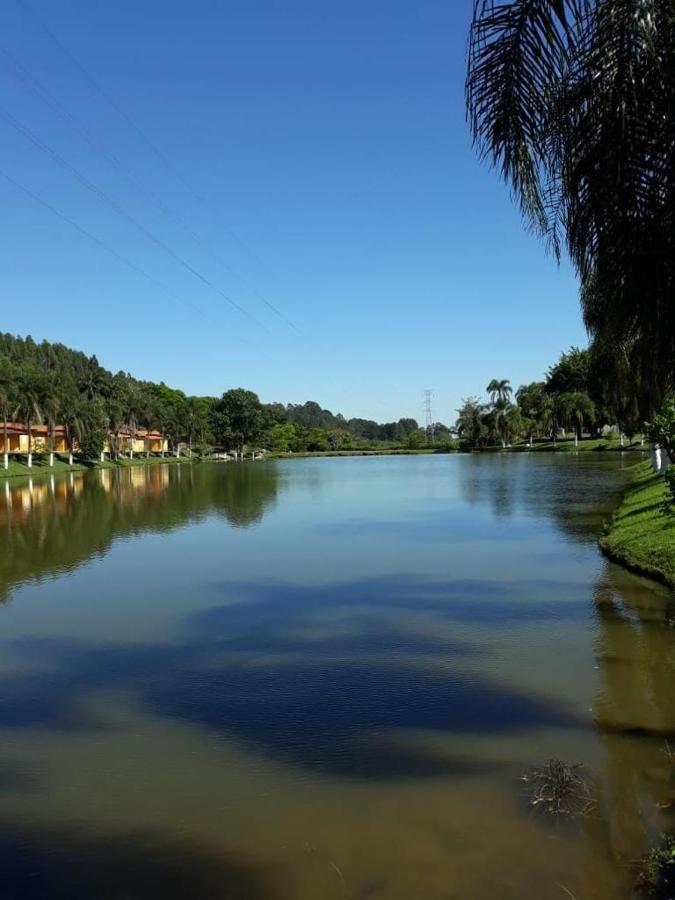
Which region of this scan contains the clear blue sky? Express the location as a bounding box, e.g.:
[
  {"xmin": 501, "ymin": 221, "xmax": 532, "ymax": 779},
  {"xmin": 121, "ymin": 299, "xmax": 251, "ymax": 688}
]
[{"xmin": 0, "ymin": 0, "xmax": 586, "ymax": 424}]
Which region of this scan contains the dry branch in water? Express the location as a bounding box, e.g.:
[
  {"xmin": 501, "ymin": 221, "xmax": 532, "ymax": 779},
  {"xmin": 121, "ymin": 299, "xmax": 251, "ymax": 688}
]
[{"xmin": 521, "ymin": 759, "xmax": 595, "ymax": 818}]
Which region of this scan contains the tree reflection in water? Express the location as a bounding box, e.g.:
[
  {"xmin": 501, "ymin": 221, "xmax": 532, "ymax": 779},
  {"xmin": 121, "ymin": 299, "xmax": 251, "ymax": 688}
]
[{"xmin": 0, "ymin": 462, "xmax": 280, "ymax": 602}]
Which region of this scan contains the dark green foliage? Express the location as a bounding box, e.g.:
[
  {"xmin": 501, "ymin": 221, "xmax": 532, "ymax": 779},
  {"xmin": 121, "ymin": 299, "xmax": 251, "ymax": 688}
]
[
  {"xmin": 77, "ymin": 427, "xmax": 107, "ymax": 461},
  {"xmin": 647, "ymin": 397, "xmax": 675, "ymax": 461},
  {"xmin": 0, "ymin": 333, "xmax": 439, "ymax": 456},
  {"xmin": 467, "ymin": 1, "xmax": 675, "ymax": 418}
]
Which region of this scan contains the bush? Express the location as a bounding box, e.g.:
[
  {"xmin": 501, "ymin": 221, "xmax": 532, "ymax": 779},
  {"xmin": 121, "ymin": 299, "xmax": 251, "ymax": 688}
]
[
  {"xmin": 647, "ymin": 396, "xmax": 675, "ymax": 460},
  {"xmin": 78, "ymin": 428, "xmax": 106, "ymax": 461}
]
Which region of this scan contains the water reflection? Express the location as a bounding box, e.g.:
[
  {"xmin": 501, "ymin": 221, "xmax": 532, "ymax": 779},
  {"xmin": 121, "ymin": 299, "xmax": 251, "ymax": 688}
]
[
  {"xmin": 581, "ymin": 565, "xmax": 675, "ymax": 893},
  {"xmin": 0, "ymin": 462, "xmax": 280, "ymax": 602},
  {"xmin": 0, "ymin": 455, "xmax": 672, "ymax": 899},
  {"xmin": 0, "ymin": 823, "xmax": 288, "ymax": 900},
  {"xmin": 458, "ymin": 452, "xmax": 636, "ymax": 540}
]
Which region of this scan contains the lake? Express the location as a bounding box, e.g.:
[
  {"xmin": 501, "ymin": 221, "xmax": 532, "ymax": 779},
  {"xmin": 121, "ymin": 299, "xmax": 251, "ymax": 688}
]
[{"xmin": 0, "ymin": 454, "xmax": 673, "ymax": 899}]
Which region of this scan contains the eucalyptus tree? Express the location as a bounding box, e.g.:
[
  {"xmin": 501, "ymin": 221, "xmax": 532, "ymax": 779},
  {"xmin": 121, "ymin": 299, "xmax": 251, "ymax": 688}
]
[{"xmin": 467, "ymin": 0, "xmax": 675, "ymax": 417}]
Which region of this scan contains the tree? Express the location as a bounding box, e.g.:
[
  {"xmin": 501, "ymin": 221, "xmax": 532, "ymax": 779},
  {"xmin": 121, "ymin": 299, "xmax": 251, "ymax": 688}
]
[
  {"xmin": 213, "ymin": 389, "xmax": 264, "ymax": 457},
  {"xmin": 467, "ymin": 1, "xmax": 675, "ymax": 418},
  {"xmin": 539, "ymin": 396, "xmax": 559, "ymax": 444},
  {"xmin": 515, "ymin": 382, "xmax": 546, "ymax": 422},
  {"xmin": 61, "ymin": 394, "xmax": 85, "ymax": 465},
  {"xmin": 78, "ymin": 397, "xmax": 107, "ymax": 461},
  {"xmin": 306, "ymin": 428, "xmax": 330, "ymax": 452},
  {"xmin": 16, "ymin": 367, "xmax": 45, "ymax": 468},
  {"xmin": 0, "ymin": 358, "xmax": 17, "ymax": 469},
  {"xmin": 456, "ymin": 397, "xmax": 488, "ymax": 447},
  {"xmin": 407, "ymin": 429, "xmax": 425, "ymax": 450},
  {"xmin": 486, "ymin": 379, "xmax": 512, "ymax": 404},
  {"xmin": 646, "ymin": 397, "xmax": 675, "ymax": 462},
  {"xmin": 558, "ymin": 392, "xmax": 596, "ymax": 444},
  {"xmin": 546, "ymin": 349, "xmax": 591, "ymax": 396},
  {"xmin": 266, "ymin": 422, "xmax": 297, "ymax": 453},
  {"xmin": 42, "ymin": 375, "xmax": 63, "ymax": 467},
  {"xmin": 326, "ymin": 428, "xmax": 351, "ymax": 451}
]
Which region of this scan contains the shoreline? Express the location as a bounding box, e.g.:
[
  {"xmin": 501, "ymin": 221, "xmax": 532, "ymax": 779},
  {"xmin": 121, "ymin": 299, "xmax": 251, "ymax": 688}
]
[
  {"xmin": 600, "ymin": 461, "xmax": 675, "ymax": 590},
  {"xmin": 0, "ymin": 454, "xmax": 194, "ymax": 482}
]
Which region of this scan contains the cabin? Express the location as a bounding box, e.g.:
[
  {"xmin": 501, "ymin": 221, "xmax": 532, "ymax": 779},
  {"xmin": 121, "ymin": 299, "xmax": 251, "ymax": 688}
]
[
  {"xmin": 115, "ymin": 429, "xmax": 168, "ymax": 455},
  {"xmin": 0, "ymin": 423, "xmax": 68, "ymax": 454},
  {"xmin": 0, "ymin": 422, "xmax": 168, "ymax": 458}
]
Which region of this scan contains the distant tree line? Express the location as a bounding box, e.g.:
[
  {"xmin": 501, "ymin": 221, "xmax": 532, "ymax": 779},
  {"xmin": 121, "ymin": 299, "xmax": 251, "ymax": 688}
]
[
  {"xmin": 0, "ymin": 333, "xmax": 451, "ymax": 459},
  {"xmin": 456, "ymin": 346, "xmax": 645, "ymax": 449}
]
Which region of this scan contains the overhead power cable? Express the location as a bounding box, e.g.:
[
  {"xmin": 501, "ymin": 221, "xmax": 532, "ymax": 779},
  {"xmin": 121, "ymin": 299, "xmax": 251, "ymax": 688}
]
[
  {"xmin": 0, "ymin": 166, "xmax": 257, "ymax": 353},
  {"xmin": 0, "ymin": 103, "xmax": 270, "ymax": 331},
  {"xmin": 13, "ymin": 0, "xmax": 302, "ymax": 336}
]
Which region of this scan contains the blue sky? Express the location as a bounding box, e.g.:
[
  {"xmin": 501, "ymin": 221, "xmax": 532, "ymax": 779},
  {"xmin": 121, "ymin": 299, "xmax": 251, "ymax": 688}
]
[{"xmin": 0, "ymin": 0, "xmax": 585, "ymax": 424}]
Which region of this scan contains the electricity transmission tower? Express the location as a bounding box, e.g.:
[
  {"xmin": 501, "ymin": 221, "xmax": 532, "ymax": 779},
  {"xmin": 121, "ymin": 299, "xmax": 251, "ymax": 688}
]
[{"xmin": 423, "ymin": 389, "xmax": 435, "ymax": 444}]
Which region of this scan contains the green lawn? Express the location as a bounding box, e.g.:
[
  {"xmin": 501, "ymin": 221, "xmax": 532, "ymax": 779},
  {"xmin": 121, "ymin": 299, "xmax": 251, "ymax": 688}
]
[
  {"xmin": 524, "ymin": 437, "xmax": 644, "ymax": 452},
  {"xmin": 0, "ymin": 453, "xmax": 193, "ymax": 480},
  {"xmin": 600, "ymin": 462, "xmax": 675, "ymax": 588}
]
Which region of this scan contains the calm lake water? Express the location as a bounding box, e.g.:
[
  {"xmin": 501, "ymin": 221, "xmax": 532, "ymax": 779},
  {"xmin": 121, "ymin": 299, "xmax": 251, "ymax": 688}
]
[{"xmin": 0, "ymin": 454, "xmax": 673, "ymax": 899}]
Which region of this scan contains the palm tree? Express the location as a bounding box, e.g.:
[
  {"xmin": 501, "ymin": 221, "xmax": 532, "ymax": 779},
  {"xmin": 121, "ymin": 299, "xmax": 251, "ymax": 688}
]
[
  {"xmin": 456, "ymin": 397, "xmax": 488, "ymax": 447},
  {"xmin": 43, "ymin": 386, "xmax": 61, "ymax": 468},
  {"xmin": 539, "ymin": 397, "xmax": 559, "ymax": 445},
  {"xmin": 62, "ymin": 398, "xmax": 85, "ymax": 465},
  {"xmin": 0, "ymin": 359, "xmax": 16, "ymax": 469},
  {"xmin": 491, "ymin": 396, "xmax": 518, "ymax": 448},
  {"xmin": 467, "ymin": 1, "xmax": 675, "ymax": 417},
  {"xmin": 558, "ymin": 392, "xmax": 596, "ymax": 446},
  {"xmin": 486, "ymin": 379, "xmax": 512, "ymax": 405},
  {"xmin": 16, "ymin": 369, "xmax": 44, "ymax": 468}
]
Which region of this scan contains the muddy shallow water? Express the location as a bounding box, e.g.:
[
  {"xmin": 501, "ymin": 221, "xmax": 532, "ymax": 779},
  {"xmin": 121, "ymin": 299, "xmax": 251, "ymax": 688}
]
[{"xmin": 0, "ymin": 453, "xmax": 673, "ymax": 899}]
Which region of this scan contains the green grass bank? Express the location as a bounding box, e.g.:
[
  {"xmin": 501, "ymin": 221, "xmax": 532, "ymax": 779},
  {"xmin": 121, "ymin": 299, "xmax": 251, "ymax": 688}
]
[
  {"xmin": 600, "ymin": 462, "xmax": 675, "ymax": 589},
  {"xmin": 0, "ymin": 453, "xmax": 194, "ymax": 481}
]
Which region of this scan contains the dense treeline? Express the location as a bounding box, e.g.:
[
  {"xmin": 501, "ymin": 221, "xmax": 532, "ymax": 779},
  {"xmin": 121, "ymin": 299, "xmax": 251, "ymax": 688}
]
[
  {"xmin": 0, "ymin": 333, "xmax": 444, "ymax": 458},
  {"xmin": 456, "ymin": 346, "xmax": 645, "ymax": 449}
]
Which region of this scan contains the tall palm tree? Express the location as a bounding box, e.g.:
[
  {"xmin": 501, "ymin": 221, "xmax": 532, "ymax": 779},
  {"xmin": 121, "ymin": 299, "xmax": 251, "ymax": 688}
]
[
  {"xmin": 467, "ymin": 1, "xmax": 675, "ymax": 417},
  {"xmin": 0, "ymin": 359, "xmax": 16, "ymax": 469},
  {"xmin": 539, "ymin": 396, "xmax": 559, "ymax": 445},
  {"xmin": 486, "ymin": 379, "xmax": 512, "ymax": 404},
  {"xmin": 43, "ymin": 386, "xmax": 61, "ymax": 468},
  {"xmin": 16, "ymin": 369, "xmax": 44, "ymax": 468},
  {"xmin": 62, "ymin": 398, "xmax": 85, "ymax": 465},
  {"xmin": 558, "ymin": 391, "xmax": 596, "ymax": 445}
]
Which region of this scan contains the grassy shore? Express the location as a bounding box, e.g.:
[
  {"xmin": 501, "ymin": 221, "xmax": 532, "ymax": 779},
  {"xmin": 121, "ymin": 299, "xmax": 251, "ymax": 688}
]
[
  {"xmin": 600, "ymin": 462, "xmax": 675, "ymax": 589},
  {"xmin": 0, "ymin": 453, "xmax": 193, "ymax": 480},
  {"xmin": 509, "ymin": 436, "xmax": 645, "ymax": 452},
  {"xmin": 267, "ymin": 447, "xmax": 458, "ymax": 459}
]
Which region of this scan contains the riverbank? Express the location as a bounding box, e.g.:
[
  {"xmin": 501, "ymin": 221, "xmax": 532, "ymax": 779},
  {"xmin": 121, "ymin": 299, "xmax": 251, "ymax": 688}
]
[
  {"xmin": 600, "ymin": 462, "xmax": 675, "ymax": 589},
  {"xmin": 270, "ymin": 436, "xmax": 645, "ymax": 459},
  {"xmin": 0, "ymin": 454, "xmax": 194, "ymax": 480}
]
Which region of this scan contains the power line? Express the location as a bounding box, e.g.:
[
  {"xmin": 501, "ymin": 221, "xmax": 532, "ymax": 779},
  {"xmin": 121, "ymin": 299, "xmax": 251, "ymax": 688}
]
[
  {"xmin": 0, "ymin": 41, "xmax": 302, "ymax": 336},
  {"xmin": 13, "ymin": 0, "xmax": 302, "ymax": 335},
  {"xmin": 0, "ymin": 166, "xmax": 256, "ymax": 352},
  {"xmin": 0, "ymin": 102, "xmax": 270, "ymax": 331}
]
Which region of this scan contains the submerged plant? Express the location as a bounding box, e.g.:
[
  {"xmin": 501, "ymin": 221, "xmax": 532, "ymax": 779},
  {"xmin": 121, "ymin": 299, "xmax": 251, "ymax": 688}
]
[
  {"xmin": 636, "ymin": 832, "xmax": 675, "ymax": 898},
  {"xmin": 521, "ymin": 759, "xmax": 595, "ymax": 818}
]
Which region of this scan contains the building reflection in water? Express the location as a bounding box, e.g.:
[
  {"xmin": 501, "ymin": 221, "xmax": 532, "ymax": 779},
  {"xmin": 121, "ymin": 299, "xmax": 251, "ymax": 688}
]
[{"xmin": 0, "ymin": 462, "xmax": 280, "ymax": 603}]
